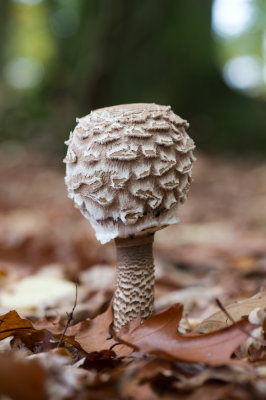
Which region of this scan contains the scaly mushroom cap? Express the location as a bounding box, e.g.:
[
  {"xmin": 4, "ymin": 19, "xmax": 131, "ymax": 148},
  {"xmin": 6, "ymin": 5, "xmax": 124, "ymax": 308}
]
[{"xmin": 64, "ymin": 103, "xmax": 196, "ymax": 244}]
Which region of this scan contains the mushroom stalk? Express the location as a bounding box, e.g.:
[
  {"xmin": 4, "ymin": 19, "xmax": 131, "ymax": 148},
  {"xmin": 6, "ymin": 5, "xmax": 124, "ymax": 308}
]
[{"xmin": 113, "ymin": 235, "xmax": 155, "ymax": 332}]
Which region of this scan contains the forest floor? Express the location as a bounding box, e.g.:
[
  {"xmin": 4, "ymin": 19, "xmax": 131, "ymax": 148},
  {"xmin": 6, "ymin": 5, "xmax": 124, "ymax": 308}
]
[{"xmin": 0, "ymin": 146, "xmax": 265, "ymax": 400}]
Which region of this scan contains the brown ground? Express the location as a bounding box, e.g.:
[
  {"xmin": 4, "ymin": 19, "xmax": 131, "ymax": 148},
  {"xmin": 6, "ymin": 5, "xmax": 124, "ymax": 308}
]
[{"xmin": 0, "ymin": 146, "xmax": 265, "ymax": 399}]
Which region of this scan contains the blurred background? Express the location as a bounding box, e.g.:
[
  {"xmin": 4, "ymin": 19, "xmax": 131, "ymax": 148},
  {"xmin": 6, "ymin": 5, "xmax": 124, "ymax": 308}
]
[{"xmin": 1, "ymin": 0, "xmax": 266, "ymax": 154}]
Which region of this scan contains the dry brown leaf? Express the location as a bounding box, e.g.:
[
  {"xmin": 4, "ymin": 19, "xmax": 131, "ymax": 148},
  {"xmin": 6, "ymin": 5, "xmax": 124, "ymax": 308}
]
[
  {"xmin": 74, "ymin": 303, "xmax": 116, "ymax": 353},
  {"xmin": 0, "ymin": 310, "xmax": 35, "ymax": 340},
  {"xmin": 195, "ymin": 293, "xmax": 266, "ymax": 333},
  {"xmin": 0, "ymin": 310, "xmax": 81, "ymax": 351},
  {"xmin": 31, "ymin": 315, "xmax": 64, "ymax": 335},
  {"xmin": 0, "ymin": 353, "xmax": 47, "ymax": 400},
  {"xmin": 117, "ymin": 304, "xmax": 255, "ymax": 364},
  {"xmin": 81, "ymin": 349, "xmax": 121, "ymax": 372},
  {"xmin": 173, "ymin": 366, "xmax": 257, "ymax": 391},
  {"xmin": 172, "ymin": 382, "xmax": 255, "ymax": 400}
]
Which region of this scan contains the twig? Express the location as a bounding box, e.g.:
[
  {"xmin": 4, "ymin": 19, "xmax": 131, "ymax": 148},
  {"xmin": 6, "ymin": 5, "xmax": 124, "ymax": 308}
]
[
  {"xmin": 215, "ymin": 298, "xmax": 266, "ymax": 346},
  {"xmin": 215, "ymin": 298, "xmax": 239, "ymax": 326},
  {"xmin": 57, "ymin": 278, "xmax": 78, "ymax": 348}
]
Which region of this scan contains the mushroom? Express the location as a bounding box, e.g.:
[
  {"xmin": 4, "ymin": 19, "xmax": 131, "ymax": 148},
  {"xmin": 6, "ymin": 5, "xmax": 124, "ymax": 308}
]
[{"xmin": 64, "ymin": 103, "xmax": 196, "ymax": 331}]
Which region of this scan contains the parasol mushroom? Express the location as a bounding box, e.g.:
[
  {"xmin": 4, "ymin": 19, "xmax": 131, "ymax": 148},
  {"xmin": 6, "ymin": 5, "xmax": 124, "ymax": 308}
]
[{"xmin": 64, "ymin": 103, "xmax": 196, "ymax": 331}]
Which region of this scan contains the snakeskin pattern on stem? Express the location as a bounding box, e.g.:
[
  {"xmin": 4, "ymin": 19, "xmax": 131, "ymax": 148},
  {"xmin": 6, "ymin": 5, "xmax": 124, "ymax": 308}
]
[{"xmin": 113, "ymin": 236, "xmax": 154, "ymax": 331}]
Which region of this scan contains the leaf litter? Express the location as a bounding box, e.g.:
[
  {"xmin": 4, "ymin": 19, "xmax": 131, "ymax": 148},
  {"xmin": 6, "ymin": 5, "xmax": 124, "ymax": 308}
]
[{"xmin": 0, "ymin": 149, "xmax": 265, "ymax": 399}]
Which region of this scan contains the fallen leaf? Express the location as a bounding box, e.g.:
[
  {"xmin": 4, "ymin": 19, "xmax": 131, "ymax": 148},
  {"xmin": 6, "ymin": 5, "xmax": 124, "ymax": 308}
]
[
  {"xmin": 31, "ymin": 315, "xmax": 64, "ymax": 335},
  {"xmin": 173, "ymin": 365, "xmax": 256, "ymax": 391},
  {"xmin": 0, "ymin": 274, "xmax": 76, "ymax": 310},
  {"xmin": 195, "ymin": 293, "xmax": 266, "ymax": 333},
  {"xmin": 155, "ymin": 285, "xmax": 224, "ymax": 313},
  {"xmin": 172, "ymin": 382, "xmax": 255, "ymax": 400},
  {"xmin": 0, "ymin": 310, "xmax": 34, "ymax": 340},
  {"xmin": 79, "ymin": 265, "xmax": 115, "ymax": 291},
  {"xmin": 0, "ymin": 353, "xmax": 47, "ymax": 400},
  {"xmin": 81, "ymin": 349, "xmax": 121, "ymax": 371},
  {"xmin": 0, "ymin": 310, "xmax": 80, "ymax": 352},
  {"xmin": 117, "ymin": 304, "xmax": 255, "ymax": 364},
  {"xmin": 74, "ymin": 302, "xmax": 115, "ymax": 353},
  {"xmin": 35, "ymin": 352, "xmax": 89, "ymax": 399}
]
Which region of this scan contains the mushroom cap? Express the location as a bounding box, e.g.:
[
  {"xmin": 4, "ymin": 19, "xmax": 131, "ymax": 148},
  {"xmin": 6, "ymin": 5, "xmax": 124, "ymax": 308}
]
[{"xmin": 64, "ymin": 103, "xmax": 196, "ymax": 244}]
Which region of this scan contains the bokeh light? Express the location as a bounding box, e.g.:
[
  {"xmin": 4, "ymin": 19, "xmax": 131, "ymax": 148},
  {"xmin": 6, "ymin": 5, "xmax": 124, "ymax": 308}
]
[
  {"xmin": 223, "ymin": 55, "xmax": 262, "ymax": 91},
  {"xmin": 212, "ymin": 0, "xmax": 254, "ymax": 38},
  {"xmin": 3, "ymin": 57, "xmax": 45, "ymax": 90},
  {"xmin": 211, "ymin": 0, "xmax": 266, "ymax": 97}
]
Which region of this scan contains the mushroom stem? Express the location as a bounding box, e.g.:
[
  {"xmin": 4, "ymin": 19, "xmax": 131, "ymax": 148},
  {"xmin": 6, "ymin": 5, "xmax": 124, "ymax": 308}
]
[{"xmin": 113, "ymin": 235, "xmax": 155, "ymax": 332}]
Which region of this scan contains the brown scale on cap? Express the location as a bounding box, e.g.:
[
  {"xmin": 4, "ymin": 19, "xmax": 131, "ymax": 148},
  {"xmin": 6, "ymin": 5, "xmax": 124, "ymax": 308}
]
[{"xmin": 64, "ymin": 103, "xmax": 196, "ymax": 331}]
